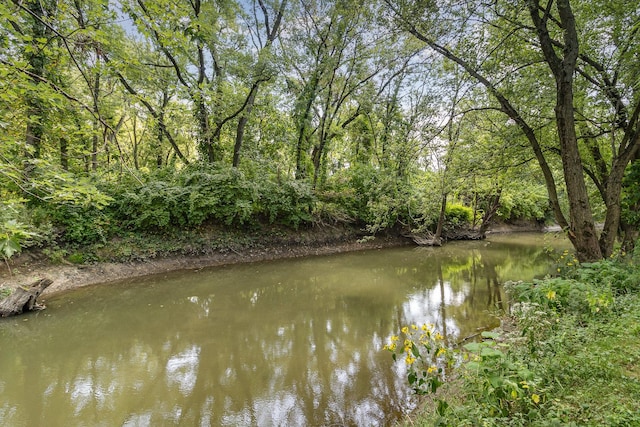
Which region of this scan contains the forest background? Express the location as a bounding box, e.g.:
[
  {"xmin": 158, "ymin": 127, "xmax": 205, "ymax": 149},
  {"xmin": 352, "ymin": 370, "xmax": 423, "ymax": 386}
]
[{"xmin": 1, "ymin": 0, "xmax": 639, "ymax": 266}]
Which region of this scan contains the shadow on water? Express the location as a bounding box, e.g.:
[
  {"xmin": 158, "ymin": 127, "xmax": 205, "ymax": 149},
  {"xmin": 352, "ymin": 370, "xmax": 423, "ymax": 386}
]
[{"xmin": 0, "ymin": 233, "xmax": 570, "ymax": 426}]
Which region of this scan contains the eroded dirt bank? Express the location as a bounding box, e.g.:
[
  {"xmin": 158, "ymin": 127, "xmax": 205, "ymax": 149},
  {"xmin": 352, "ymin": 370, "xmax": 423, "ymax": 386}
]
[
  {"xmin": 0, "ymin": 220, "xmax": 548, "ymax": 298},
  {"xmin": 0, "ymin": 229, "xmax": 410, "ymax": 297}
]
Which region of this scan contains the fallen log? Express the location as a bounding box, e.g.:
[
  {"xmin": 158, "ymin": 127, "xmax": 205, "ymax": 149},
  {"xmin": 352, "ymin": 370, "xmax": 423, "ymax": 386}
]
[{"xmin": 0, "ymin": 278, "xmax": 52, "ymax": 318}]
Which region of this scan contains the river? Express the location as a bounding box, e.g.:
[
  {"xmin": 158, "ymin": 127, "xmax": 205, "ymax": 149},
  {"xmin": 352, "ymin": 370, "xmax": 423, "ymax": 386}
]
[{"xmin": 0, "ymin": 232, "xmax": 570, "ymax": 426}]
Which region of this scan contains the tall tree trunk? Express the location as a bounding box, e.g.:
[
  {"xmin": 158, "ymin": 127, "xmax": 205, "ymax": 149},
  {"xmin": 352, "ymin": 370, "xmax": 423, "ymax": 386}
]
[
  {"xmin": 555, "ymin": 81, "xmax": 601, "ymax": 261},
  {"xmin": 232, "ymin": 0, "xmax": 287, "ymax": 168},
  {"xmin": 91, "ymin": 71, "xmax": 100, "ymax": 172},
  {"xmin": 599, "ymin": 159, "xmax": 626, "ymax": 257},
  {"xmin": 528, "ymin": 0, "xmax": 601, "ymax": 261},
  {"xmin": 294, "ymin": 81, "xmax": 318, "ymax": 180},
  {"xmin": 599, "ymin": 129, "xmax": 640, "ymax": 256},
  {"xmin": 233, "ymin": 84, "xmax": 259, "ymax": 167},
  {"xmin": 434, "ymin": 193, "xmax": 447, "ymax": 242},
  {"xmin": 22, "ymin": 0, "xmax": 52, "ymax": 174},
  {"xmin": 156, "ymin": 117, "xmax": 164, "ymax": 168},
  {"xmin": 620, "ymin": 152, "xmax": 640, "ymax": 253}
]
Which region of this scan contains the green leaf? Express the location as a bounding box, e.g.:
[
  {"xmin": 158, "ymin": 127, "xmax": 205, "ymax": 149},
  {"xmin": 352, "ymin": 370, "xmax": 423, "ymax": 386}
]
[
  {"xmin": 481, "ymin": 331, "xmax": 500, "ymax": 339},
  {"xmin": 480, "ymin": 347, "xmax": 504, "ymax": 358},
  {"xmin": 411, "ymin": 344, "xmax": 421, "ymax": 358},
  {"xmin": 463, "ymin": 342, "xmax": 481, "ymax": 352},
  {"xmin": 0, "ymin": 238, "xmax": 20, "ymax": 259}
]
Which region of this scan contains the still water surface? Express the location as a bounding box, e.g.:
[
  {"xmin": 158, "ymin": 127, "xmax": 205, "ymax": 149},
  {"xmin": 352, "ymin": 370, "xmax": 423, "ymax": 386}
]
[{"xmin": 0, "ymin": 233, "xmax": 570, "ymax": 426}]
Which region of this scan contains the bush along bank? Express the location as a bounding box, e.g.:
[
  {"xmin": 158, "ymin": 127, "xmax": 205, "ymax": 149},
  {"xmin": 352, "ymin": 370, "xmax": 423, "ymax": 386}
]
[
  {"xmin": 384, "ymin": 245, "xmax": 640, "ymax": 426},
  {"xmin": 1, "ymin": 161, "xmax": 554, "ymax": 269}
]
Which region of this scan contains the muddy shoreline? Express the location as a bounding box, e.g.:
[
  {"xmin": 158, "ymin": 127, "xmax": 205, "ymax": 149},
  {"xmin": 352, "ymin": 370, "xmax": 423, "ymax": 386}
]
[
  {"xmin": 0, "ymin": 234, "xmax": 411, "ymax": 297},
  {"xmin": 0, "ymin": 220, "xmax": 549, "ymax": 298}
]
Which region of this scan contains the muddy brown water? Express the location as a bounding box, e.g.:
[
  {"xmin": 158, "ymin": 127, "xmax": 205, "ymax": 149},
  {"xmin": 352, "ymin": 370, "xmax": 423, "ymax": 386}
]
[{"xmin": 0, "ymin": 233, "xmax": 570, "ymax": 426}]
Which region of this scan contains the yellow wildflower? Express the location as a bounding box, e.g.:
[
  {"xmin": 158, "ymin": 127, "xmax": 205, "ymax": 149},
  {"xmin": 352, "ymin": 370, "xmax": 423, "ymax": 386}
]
[
  {"xmin": 411, "ymin": 324, "xmax": 418, "ymax": 330},
  {"xmin": 404, "ymin": 339, "xmax": 413, "ymax": 353},
  {"xmin": 405, "ymin": 355, "xmax": 416, "ymax": 365},
  {"xmin": 427, "ymin": 365, "xmax": 437, "ymax": 374},
  {"xmin": 391, "ymin": 335, "xmax": 399, "ymax": 342},
  {"xmin": 531, "ymin": 394, "xmax": 540, "ymax": 404},
  {"xmin": 434, "ymin": 332, "xmax": 444, "ymax": 341},
  {"xmin": 401, "ymin": 326, "xmax": 409, "ymax": 334},
  {"xmin": 546, "ymin": 290, "xmax": 556, "ymax": 300},
  {"xmin": 436, "ymin": 347, "xmax": 447, "ymax": 357}
]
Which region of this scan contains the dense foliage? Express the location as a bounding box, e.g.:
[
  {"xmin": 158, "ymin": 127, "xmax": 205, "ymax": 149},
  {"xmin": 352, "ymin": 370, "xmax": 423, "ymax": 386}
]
[{"xmin": 1, "ymin": 0, "xmax": 638, "ymax": 262}]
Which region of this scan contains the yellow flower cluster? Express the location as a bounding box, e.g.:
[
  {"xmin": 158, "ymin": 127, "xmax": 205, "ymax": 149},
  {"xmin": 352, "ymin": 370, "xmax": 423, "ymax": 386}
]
[
  {"xmin": 383, "ymin": 335, "xmax": 400, "ymax": 351},
  {"xmin": 384, "ymin": 323, "xmax": 449, "ymax": 366},
  {"xmin": 383, "ymin": 323, "xmax": 454, "ymax": 395},
  {"xmin": 558, "ymin": 249, "xmax": 579, "ymax": 269}
]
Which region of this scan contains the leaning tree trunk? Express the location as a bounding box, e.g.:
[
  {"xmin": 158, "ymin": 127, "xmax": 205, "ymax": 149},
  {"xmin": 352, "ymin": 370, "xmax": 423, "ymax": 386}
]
[
  {"xmin": 434, "ymin": 192, "xmax": 447, "ymax": 243},
  {"xmin": 0, "ymin": 279, "xmax": 52, "ymax": 317},
  {"xmin": 528, "ymin": 0, "xmax": 602, "ymax": 261}
]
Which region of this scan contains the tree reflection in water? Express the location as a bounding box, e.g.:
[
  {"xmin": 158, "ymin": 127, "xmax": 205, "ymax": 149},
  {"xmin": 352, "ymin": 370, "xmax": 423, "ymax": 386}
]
[{"xmin": 0, "ymin": 233, "xmax": 569, "ymax": 426}]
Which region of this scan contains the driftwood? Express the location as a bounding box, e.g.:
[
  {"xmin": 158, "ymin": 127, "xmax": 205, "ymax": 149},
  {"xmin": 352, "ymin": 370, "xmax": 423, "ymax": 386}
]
[
  {"xmin": 405, "ymin": 227, "xmax": 486, "ymax": 246},
  {"xmin": 412, "ymin": 235, "xmax": 443, "ymax": 246},
  {"xmin": 403, "ymin": 231, "xmax": 443, "ymax": 246},
  {"xmin": 0, "ymin": 278, "xmax": 52, "ymax": 318}
]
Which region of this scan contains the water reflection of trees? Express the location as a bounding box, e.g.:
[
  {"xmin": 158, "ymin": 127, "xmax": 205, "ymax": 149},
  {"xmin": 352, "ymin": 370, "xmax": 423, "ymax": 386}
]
[{"xmin": 0, "ymin": 235, "xmax": 562, "ymax": 426}]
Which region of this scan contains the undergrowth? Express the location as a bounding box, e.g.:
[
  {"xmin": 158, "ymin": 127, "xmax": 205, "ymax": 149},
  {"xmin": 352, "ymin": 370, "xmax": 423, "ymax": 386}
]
[{"xmin": 396, "ymin": 245, "xmax": 640, "ymax": 426}]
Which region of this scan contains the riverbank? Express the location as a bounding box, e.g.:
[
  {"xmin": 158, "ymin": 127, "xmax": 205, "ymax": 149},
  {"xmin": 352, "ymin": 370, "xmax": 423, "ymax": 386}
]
[
  {"xmin": 403, "ymin": 252, "xmax": 640, "ymax": 426},
  {"xmin": 0, "ymin": 219, "xmax": 550, "ymax": 298},
  {"xmin": 0, "ymin": 224, "xmax": 412, "ymax": 297}
]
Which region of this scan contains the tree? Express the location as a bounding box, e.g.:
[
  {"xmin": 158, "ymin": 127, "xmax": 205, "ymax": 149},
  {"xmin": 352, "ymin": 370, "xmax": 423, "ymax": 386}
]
[
  {"xmin": 232, "ymin": 0, "xmax": 288, "ymax": 168},
  {"xmin": 386, "ymin": 0, "xmax": 640, "ymax": 261},
  {"xmin": 283, "ymin": 0, "xmax": 397, "ymax": 186}
]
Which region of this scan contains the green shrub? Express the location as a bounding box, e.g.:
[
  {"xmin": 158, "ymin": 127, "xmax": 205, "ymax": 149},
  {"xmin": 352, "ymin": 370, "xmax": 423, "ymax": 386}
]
[
  {"xmin": 258, "ymin": 179, "xmax": 314, "ymax": 228},
  {"xmin": 0, "ymin": 201, "xmax": 36, "ymax": 262},
  {"xmin": 110, "ymin": 164, "xmax": 262, "ymax": 231},
  {"xmin": 50, "ymin": 206, "xmax": 111, "ymax": 245},
  {"xmin": 445, "ymin": 203, "xmax": 473, "ymax": 226},
  {"xmin": 320, "ymin": 165, "xmax": 379, "ymax": 223},
  {"xmin": 180, "ymin": 165, "xmax": 257, "ymax": 226},
  {"xmin": 19, "ymin": 166, "xmax": 114, "ymax": 245},
  {"xmin": 497, "ymin": 184, "xmax": 550, "ymax": 221},
  {"xmin": 113, "ymin": 180, "xmax": 190, "ymax": 230}
]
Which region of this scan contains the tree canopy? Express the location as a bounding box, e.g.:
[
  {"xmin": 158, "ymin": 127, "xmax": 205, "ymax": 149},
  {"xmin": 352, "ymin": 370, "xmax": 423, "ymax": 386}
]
[{"xmin": 1, "ymin": 0, "xmax": 638, "ymax": 261}]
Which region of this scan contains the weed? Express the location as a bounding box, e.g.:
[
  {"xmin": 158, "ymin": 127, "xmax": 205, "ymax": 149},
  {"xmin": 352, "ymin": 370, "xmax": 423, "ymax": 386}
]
[{"xmin": 395, "ymin": 254, "xmax": 640, "ymax": 426}]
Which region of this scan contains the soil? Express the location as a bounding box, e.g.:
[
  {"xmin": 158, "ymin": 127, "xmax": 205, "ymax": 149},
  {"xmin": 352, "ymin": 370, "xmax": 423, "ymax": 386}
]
[
  {"xmin": 0, "ymin": 226, "xmax": 411, "ymax": 297},
  {"xmin": 0, "ymin": 220, "xmax": 547, "ymax": 299}
]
